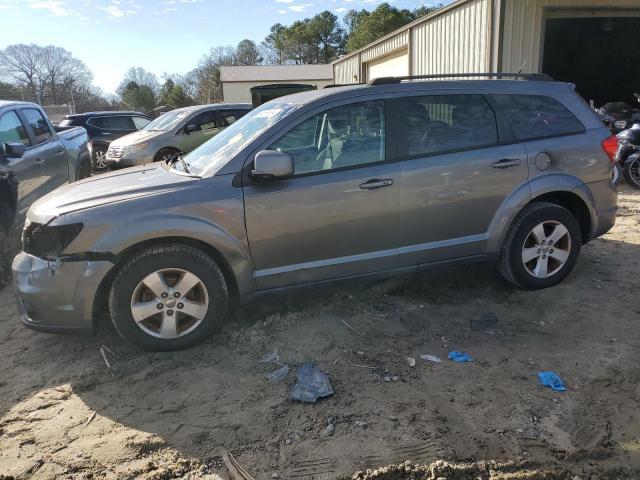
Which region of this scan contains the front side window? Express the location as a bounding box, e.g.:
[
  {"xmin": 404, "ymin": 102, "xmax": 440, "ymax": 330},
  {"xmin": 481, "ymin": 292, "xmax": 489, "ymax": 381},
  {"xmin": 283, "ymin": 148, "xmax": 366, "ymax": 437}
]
[
  {"xmin": 87, "ymin": 117, "xmax": 109, "ymax": 129},
  {"xmin": 132, "ymin": 116, "xmax": 151, "ymax": 130},
  {"xmin": 270, "ymin": 100, "xmax": 385, "ymax": 175},
  {"xmin": 0, "ymin": 110, "xmax": 31, "ymax": 146},
  {"xmin": 394, "ymin": 94, "xmax": 498, "ymax": 158},
  {"xmin": 22, "ymin": 108, "xmax": 52, "ymax": 145},
  {"xmin": 493, "ymin": 94, "xmax": 584, "ymax": 141}
]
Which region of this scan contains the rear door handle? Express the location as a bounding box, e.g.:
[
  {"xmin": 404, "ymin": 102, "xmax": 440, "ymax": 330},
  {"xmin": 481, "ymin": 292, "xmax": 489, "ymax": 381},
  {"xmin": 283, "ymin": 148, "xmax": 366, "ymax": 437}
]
[
  {"xmin": 35, "ymin": 158, "xmax": 46, "ymax": 166},
  {"xmin": 359, "ymin": 179, "xmax": 394, "ymax": 190},
  {"xmin": 492, "ymin": 158, "xmax": 521, "ymax": 169}
]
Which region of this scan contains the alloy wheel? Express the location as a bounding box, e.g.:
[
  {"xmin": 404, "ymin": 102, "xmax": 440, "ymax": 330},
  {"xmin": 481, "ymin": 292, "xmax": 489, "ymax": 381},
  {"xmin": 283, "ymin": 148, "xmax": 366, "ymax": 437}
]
[
  {"xmin": 94, "ymin": 150, "xmax": 108, "ymax": 170},
  {"xmin": 130, "ymin": 268, "xmax": 209, "ymax": 339},
  {"xmin": 521, "ymin": 221, "xmax": 572, "ymax": 279}
]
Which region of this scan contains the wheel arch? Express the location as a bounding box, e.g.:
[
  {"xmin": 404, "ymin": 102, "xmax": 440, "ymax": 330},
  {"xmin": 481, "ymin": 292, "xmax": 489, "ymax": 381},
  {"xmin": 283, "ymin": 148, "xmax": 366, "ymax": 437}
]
[
  {"xmin": 92, "ymin": 235, "xmax": 248, "ymax": 329},
  {"xmin": 154, "ymin": 147, "xmax": 181, "ymax": 162}
]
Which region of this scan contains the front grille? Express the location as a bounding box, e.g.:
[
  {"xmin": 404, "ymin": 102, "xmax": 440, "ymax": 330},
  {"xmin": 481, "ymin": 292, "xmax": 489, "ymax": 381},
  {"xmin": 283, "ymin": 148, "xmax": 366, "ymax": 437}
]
[{"xmin": 107, "ymin": 145, "xmax": 125, "ymax": 159}]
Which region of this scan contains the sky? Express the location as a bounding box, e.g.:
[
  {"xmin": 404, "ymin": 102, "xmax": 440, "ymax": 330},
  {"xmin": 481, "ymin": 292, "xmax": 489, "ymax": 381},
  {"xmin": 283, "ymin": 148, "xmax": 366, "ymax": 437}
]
[{"xmin": 0, "ymin": 0, "xmax": 448, "ymax": 95}]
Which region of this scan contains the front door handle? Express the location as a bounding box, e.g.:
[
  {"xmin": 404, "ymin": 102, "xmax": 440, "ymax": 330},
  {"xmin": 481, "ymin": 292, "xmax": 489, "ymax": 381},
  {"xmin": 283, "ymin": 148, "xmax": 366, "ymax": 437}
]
[
  {"xmin": 492, "ymin": 158, "xmax": 521, "ymax": 169},
  {"xmin": 35, "ymin": 158, "xmax": 46, "ymax": 166},
  {"xmin": 359, "ymin": 179, "xmax": 394, "ymax": 190}
]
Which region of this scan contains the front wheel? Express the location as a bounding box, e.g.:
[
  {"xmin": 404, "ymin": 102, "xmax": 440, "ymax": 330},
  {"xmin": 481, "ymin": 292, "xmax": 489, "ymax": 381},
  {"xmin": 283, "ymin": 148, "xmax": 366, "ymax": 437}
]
[
  {"xmin": 498, "ymin": 203, "xmax": 582, "ymax": 290},
  {"xmin": 623, "ymin": 154, "xmax": 640, "ymax": 189},
  {"xmin": 154, "ymin": 148, "xmax": 180, "ymax": 164},
  {"xmin": 109, "ymin": 244, "xmax": 228, "ymax": 351}
]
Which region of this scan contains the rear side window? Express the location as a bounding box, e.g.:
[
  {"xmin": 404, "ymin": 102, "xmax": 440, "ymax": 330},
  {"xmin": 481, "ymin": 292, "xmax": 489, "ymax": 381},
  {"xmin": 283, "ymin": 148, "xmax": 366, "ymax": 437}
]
[
  {"xmin": 0, "ymin": 110, "xmax": 31, "ymax": 146},
  {"xmin": 132, "ymin": 116, "xmax": 151, "ymax": 130},
  {"xmin": 393, "ymin": 94, "xmax": 498, "ymax": 158},
  {"xmin": 108, "ymin": 116, "xmax": 135, "ymax": 130},
  {"xmin": 22, "ymin": 108, "xmax": 52, "ymax": 145},
  {"xmin": 493, "ymin": 94, "xmax": 584, "ymax": 141}
]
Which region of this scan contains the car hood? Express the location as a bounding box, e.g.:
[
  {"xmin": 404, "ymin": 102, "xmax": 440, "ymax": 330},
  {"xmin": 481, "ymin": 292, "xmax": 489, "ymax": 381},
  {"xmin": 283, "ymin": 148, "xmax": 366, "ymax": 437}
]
[
  {"xmin": 110, "ymin": 129, "xmax": 165, "ymax": 146},
  {"xmin": 28, "ymin": 164, "xmax": 198, "ymax": 224}
]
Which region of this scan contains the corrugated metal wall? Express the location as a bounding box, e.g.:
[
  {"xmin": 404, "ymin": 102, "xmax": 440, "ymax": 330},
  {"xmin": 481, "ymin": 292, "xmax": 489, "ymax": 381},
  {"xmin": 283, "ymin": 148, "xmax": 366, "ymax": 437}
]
[
  {"xmin": 411, "ymin": 0, "xmax": 490, "ymax": 76},
  {"xmin": 333, "ymin": 54, "xmax": 361, "ymax": 84},
  {"xmin": 333, "ymin": 0, "xmax": 491, "ymax": 84},
  {"xmin": 501, "ymin": 0, "xmax": 640, "ymax": 73}
]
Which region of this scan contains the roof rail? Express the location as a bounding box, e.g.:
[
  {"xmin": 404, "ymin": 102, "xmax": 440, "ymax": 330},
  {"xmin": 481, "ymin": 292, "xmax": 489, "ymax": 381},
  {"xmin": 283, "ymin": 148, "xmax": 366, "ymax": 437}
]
[
  {"xmin": 324, "ymin": 83, "xmax": 366, "ymax": 89},
  {"xmin": 368, "ymin": 73, "xmax": 555, "ymax": 86}
]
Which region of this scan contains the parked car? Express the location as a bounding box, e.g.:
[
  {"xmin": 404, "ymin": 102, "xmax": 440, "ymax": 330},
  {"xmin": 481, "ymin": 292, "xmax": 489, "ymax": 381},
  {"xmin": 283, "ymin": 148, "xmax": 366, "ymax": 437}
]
[
  {"xmin": 58, "ymin": 111, "xmax": 152, "ymax": 171},
  {"xmin": 13, "ymin": 76, "xmax": 618, "ymax": 351},
  {"xmin": 1, "ymin": 100, "xmax": 91, "ymax": 285},
  {"xmin": 105, "ymin": 103, "xmax": 252, "ymax": 168}
]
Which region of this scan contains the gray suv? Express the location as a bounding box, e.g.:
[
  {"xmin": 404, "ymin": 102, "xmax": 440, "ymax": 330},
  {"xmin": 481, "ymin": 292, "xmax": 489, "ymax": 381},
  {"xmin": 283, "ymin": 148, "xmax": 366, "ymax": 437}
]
[{"xmin": 13, "ymin": 76, "xmax": 618, "ymax": 351}]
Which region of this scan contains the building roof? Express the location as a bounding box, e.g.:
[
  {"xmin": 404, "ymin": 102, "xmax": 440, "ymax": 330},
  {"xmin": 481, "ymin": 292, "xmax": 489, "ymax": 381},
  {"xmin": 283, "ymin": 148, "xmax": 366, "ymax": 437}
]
[{"xmin": 220, "ymin": 65, "xmax": 334, "ymax": 83}]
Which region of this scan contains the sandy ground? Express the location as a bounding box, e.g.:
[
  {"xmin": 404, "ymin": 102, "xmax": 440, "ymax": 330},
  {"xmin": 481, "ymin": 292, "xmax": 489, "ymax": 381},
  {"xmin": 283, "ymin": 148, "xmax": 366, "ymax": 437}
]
[{"xmin": 1, "ymin": 188, "xmax": 639, "ymax": 480}]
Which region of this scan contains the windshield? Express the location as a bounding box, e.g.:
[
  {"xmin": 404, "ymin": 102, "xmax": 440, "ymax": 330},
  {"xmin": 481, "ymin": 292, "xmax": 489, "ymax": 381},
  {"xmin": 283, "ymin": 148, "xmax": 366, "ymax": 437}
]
[
  {"xmin": 178, "ymin": 102, "xmax": 299, "ymax": 176},
  {"xmin": 143, "ymin": 110, "xmax": 190, "ymax": 132}
]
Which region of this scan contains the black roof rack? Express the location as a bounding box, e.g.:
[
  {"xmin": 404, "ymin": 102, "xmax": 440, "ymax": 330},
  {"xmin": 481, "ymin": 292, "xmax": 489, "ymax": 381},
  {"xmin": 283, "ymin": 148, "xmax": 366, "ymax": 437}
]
[
  {"xmin": 324, "ymin": 83, "xmax": 366, "ymax": 89},
  {"xmin": 368, "ymin": 72, "xmax": 555, "ymax": 86}
]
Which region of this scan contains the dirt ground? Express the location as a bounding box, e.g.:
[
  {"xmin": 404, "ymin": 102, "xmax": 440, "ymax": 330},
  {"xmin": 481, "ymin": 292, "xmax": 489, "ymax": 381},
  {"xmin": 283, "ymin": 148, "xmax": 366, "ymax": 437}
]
[{"xmin": 1, "ymin": 188, "xmax": 639, "ymax": 480}]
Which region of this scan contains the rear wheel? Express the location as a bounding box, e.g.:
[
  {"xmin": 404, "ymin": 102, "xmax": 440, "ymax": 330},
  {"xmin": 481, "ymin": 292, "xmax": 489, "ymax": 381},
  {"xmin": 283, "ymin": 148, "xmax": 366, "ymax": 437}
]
[
  {"xmin": 109, "ymin": 244, "xmax": 228, "ymax": 351},
  {"xmin": 154, "ymin": 148, "xmax": 180, "ymax": 164},
  {"xmin": 498, "ymin": 202, "xmax": 582, "ymax": 290},
  {"xmin": 623, "ymin": 154, "xmax": 640, "ymax": 189},
  {"xmin": 92, "ymin": 147, "xmax": 109, "ymax": 172}
]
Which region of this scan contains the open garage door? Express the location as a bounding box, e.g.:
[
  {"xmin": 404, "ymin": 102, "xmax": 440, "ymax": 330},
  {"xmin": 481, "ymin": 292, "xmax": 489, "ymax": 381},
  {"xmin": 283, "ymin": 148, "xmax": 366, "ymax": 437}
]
[
  {"xmin": 367, "ymin": 49, "xmax": 409, "ymax": 81},
  {"xmin": 543, "ymin": 15, "xmax": 640, "ymax": 106}
]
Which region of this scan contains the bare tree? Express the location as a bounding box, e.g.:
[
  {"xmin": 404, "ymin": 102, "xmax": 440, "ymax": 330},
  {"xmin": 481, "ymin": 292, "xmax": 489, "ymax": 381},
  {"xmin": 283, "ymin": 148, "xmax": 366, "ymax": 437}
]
[{"xmin": 0, "ymin": 44, "xmax": 45, "ymax": 101}]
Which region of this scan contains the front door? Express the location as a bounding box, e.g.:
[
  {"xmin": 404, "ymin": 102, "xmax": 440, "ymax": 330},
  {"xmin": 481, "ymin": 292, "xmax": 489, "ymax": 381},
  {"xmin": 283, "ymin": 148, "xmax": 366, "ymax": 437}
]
[
  {"xmin": 177, "ymin": 110, "xmax": 224, "ymax": 153},
  {"xmin": 243, "ymin": 100, "xmax": 402, "ymax": 290},
  {"xmin": 390, "ymin": 93, "xmax": 529, "ymax": 265}
]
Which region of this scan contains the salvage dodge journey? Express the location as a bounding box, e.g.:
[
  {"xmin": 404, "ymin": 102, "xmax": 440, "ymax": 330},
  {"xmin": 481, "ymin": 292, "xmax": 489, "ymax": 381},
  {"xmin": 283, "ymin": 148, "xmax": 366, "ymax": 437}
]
[{"xmin": 13, "ymin": 75, "xmax": 618, "ymax": 351}]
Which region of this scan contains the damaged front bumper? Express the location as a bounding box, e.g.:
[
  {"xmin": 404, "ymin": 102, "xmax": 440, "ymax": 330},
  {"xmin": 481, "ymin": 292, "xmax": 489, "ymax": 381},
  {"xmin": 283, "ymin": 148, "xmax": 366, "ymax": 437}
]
[{"xmin": 12, "ymin": 252, "xmax": 113, "ymax": 336}]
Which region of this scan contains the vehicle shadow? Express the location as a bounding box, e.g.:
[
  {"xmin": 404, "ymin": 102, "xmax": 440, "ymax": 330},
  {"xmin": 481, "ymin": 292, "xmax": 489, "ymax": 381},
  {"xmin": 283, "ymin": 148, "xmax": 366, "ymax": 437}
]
[{"xmin": 1, "ymin": 237, "xmax": 640, "ymax": 478}]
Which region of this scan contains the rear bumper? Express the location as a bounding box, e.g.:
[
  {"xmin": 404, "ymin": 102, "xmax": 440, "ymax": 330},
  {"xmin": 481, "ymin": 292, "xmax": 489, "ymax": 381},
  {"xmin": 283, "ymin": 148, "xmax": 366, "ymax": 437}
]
[
  {"xmin": 12, "ymin": 252, "xmax": 113, "ymax": 336},
  {"xmin": 588, "ymin": 179, "xmax": 618, "ymax": 240}
]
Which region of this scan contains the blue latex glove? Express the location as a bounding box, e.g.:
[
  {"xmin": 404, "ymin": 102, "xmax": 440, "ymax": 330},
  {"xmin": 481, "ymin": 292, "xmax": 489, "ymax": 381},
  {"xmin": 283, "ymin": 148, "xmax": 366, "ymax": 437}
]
[
  {"xmin": 538, "ymin": 371, "xmax": 566, "ymax": 392},
  {"xmin": 448, "ymin": 351, "xmax": 474, "ymax": 362}
]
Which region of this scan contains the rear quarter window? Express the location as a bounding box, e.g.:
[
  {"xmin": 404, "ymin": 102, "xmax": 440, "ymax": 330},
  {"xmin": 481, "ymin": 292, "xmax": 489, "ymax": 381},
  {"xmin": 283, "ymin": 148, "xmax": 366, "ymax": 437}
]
[{"xmin": 493, "ymin": 94, "xmax": 584, "ymax": 141}]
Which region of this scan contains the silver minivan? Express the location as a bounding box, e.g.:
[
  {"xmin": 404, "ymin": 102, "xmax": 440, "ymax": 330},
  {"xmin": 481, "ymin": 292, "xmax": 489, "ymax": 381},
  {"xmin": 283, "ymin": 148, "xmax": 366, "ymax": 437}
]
[
  {"xmin": 13, "ymin": 76, "xmax": 618, "ymax": 351},
  {"xmin": 106, "ymin": 103, "xmax": 252, "ymax": 167}
]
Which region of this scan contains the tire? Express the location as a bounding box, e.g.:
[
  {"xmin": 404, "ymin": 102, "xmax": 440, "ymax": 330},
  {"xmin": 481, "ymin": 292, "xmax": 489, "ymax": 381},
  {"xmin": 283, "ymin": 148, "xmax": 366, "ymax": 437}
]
[
  {"xmin": 154, "ymin": 148, "xmax": 180, "ymax": 164},
  {"xmin": 92, "ymin": 147, "xmax": 109, "ymax": 172},
  {"xmin": 612, "ymin": 163, "xmax": 623, "ymax": 187},
  {"xmin": 108, "ymin": 244, "xmax": 228, "ymax": 351},
  {"xmin": 498, "ymin": 202, "xmax": 582, "ymax": 290},
  {"xmin": 0, "ymin": 203, "xmax": 13, "ymax": 289},
  {"xmin": 622, "ymin": 154, "xmax": 640, "ymax": 190}
]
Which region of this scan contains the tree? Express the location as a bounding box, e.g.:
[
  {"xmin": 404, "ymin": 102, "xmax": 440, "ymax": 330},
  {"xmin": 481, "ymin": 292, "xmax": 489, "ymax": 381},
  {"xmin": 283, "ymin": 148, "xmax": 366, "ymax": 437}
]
[
  {"xmin": 158, "ymin": 78, "xmax": 194, "ymax": 108},
  {"xmin": 0, "ymin": 80, "xmax": 23, "ymax": 101},
  {"xmin": 0, "ymin": 43, "xmax": 93, "ymax": 104},
  {"xmin": 116, "ymin": 67, "xmax": 160, "ymax": 99},
  {"xmin": 120, "ymin": 81, "xmax": 156, "ymax": 113},
  {"xmin": 308, "ymin": 11, "xmax": 345, "ymax": 64},
  {"xmin": 262, "ymin": 24, "xmax": 288, "ymax": 65},
  {"xmin": 345, "ymin": 4, "xmax": 414, "ymax": 53},
  {"xmin": 236, "ymin": 39, "xmax": 262, "ymax": 66}
]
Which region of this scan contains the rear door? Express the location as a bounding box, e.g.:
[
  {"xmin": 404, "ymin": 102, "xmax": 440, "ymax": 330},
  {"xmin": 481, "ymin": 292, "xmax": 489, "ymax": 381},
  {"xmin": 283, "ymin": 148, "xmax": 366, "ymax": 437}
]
[
  {"xmin": 18, "ymin": 107, "xmax": 69, "ymax": 201},
  {"xmin": 391, "ymin": 93, "xmax": 528, "ymax": 266},
  {"xmin": 106, "ymin": 115, "xmax": 137, "ymax": 140},
  {"xmin": 177, "ymin": 110, "xmax": 224, "ymax": 153},
  {"xmin": 243, "ymin": 99, "xmax": 402, "ymax": 290}
]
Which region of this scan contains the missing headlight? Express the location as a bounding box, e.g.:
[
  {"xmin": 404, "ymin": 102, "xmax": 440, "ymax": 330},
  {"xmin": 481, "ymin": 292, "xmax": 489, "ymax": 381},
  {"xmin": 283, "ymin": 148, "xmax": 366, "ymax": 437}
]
[{"xmin": 23, "ymin": 222, "xmax": 83, "ymax": 260}]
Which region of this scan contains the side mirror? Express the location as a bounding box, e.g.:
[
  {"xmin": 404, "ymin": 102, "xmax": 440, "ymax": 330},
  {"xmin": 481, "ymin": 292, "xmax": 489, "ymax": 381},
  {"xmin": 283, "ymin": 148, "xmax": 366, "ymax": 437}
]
[
  {"xmin": 251, "ymin": 150, "xmax": 294, "ymax": 180},
  {"xmin": 1, "ymin": 142, "xmax": 26, "ymax": 159},
  {"xmin": 184, "ymin": 124, "xmax": 198, "ymax": 134}
]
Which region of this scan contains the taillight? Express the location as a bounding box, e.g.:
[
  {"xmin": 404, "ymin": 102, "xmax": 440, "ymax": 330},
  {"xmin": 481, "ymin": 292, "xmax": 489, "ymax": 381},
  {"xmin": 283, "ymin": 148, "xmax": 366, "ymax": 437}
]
[{"xmin": 601, "ymin": 135, "xmax": 619, "ymax": 164}]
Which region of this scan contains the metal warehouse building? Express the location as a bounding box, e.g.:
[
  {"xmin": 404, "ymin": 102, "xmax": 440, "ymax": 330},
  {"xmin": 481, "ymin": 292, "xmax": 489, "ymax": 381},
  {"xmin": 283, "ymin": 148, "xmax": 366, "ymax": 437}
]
[{"xmin": 333, "ymin": 0, "xmax": 640, "ymax": 104}]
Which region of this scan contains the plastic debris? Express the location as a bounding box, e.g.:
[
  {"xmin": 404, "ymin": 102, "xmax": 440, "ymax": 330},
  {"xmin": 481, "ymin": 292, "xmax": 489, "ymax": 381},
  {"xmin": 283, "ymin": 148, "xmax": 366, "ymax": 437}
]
[
  {"xmin": 538, "ymin": 371, "xmax": 566, "ymax": 392},
  {"xmin": 259, "ymin": 350, "xmax": 280, "ymax": 364},
  {"xmin": 420, "ymin": 354, "xmax": 443, "ymax": 363},
  {"xmin": 291, "ymin": 363, "xmax": 334, "ymax": 403},
  {"xmin": 265, "ymin": 365, "xmax": 289, "ymax": 383},
  {"xmin": 448, "ymin": 351, "xmax": 474, "ymax": 363},
  {"xmin": 406, "ymin": 357, "xmax": 416, "ymax": 367}
]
